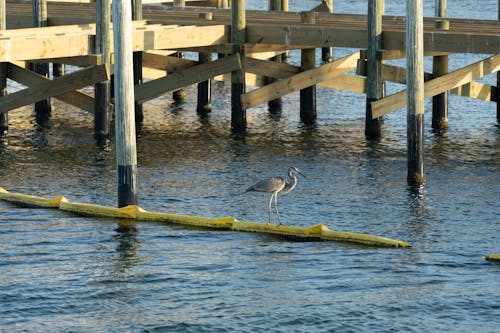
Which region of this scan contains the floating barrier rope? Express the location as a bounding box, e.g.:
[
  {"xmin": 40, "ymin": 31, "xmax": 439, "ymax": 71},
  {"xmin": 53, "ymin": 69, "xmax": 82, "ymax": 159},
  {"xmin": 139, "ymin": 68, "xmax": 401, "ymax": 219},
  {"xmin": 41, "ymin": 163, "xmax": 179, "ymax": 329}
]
[{"xmin": 0, "ymin": 187, "xmax": 410, "ymax": 248}]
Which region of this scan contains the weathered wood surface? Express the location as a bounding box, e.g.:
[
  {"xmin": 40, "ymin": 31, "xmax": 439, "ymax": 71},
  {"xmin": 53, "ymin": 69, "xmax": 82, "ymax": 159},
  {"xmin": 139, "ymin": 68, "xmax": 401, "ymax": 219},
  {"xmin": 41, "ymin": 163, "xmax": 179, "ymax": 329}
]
[
  {"xmin": 0, "ymin": 63, "xmax": 108, "ymax": 113},
  {"xmin": 6, "ymin": 62, "xmax": 95, "ymax": 112},
  {"xmin": 0, "ymin": 22, "xmax": 227, "ymax": 62},
  {"xmin": 135, "ymin": 53, "xmax": 241, "ymax": 104},
  {"xmin": 371, "ymin": 54, "xmax": 500, "ymax": 118},
  {"xmin": 6, "ymin": 1, "xmax": 500, "ymax": 55},
  {"xmin": 241, "ymin": 52, "xmax": 359, "ymax": 109}
]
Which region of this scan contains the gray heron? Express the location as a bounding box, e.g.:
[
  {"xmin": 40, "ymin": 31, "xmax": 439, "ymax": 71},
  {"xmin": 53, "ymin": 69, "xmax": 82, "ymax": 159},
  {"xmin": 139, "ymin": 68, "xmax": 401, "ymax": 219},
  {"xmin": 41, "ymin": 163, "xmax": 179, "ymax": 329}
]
[{"xmin": 245, "ymin": 166, "xmax": 307, "ymax": 225}]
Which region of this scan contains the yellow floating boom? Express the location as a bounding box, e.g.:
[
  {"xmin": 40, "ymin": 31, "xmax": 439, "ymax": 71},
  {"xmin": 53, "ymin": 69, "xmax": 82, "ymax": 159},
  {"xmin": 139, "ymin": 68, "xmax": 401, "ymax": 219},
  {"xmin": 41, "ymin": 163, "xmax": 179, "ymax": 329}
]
[
  {"xmin": 485, "ymin": 254, "xmax": 500, "ymax": 261},
  {"xmin": 0, "ymin": 187, "xmax": 410, "ymax": 248}
]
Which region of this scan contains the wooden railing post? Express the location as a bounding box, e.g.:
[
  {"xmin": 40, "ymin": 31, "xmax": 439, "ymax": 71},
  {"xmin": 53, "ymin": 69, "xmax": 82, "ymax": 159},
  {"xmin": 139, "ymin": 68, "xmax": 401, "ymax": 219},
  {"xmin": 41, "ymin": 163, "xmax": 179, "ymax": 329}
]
[
  {"xmin": 407, "ymin": 0, "xmax": 425, "ymax": 185},
  {"xmin": 113, "ymin": 0, "xmax": 139, "ymax": 207}
]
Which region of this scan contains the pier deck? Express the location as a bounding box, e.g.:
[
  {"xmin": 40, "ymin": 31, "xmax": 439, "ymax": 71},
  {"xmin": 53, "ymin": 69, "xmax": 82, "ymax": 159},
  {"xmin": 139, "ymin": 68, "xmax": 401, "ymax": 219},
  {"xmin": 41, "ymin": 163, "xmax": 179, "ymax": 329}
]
[{"xmin": 2, "ymin": 0, "xmax": 500, "ymax": 188}]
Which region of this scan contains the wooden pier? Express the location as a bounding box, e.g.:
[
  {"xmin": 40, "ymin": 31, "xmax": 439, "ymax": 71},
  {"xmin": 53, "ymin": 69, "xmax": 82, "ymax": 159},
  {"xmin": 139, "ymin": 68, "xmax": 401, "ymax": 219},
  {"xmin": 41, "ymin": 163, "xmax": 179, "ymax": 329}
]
[{"xmin": 2, "ymin": 0, "xmax": 500, "ymax": 203}]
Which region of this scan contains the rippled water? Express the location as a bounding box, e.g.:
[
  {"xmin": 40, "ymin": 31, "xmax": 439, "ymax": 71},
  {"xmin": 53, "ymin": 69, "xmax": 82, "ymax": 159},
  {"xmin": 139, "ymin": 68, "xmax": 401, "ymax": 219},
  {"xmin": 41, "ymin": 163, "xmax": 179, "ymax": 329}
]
[{"xmin": 1, "ymin": 1, "xmax": 499, "ymax": 332}]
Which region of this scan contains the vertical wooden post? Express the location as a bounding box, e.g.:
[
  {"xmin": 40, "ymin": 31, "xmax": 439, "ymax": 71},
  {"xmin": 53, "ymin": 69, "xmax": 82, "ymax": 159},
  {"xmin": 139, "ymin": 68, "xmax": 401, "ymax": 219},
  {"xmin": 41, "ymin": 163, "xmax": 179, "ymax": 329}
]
[
  {"xmin": 132, "ymin": 0, "xmax": 143, "ymax": 124},
  {"xmin": 281, "ymin": 0, "xmax": 289, "ymax": 60},
  {"xmin": 113, "ymin": 0, "xmax": 139, "ymax": 207},
  {"xmin": 432, "ymin": 0, "xmax": 448, "ymax": 130},
  {"xmin": 365, "ymin": 0, "xmax": 383, "ymax": 139},
  {"xmin": 52, "ymin": 63, "xmax": 64, "ymax": 77},
  {"xmin": 0, "ymin": 0, "xmax": 8, "ymax": 135},
  {"xmin": 197, "ymin": 13, "xmax": 213, "ymax": 115},
  {"xmin": 497, "ymin": 1, "xmax": 500, "ymax": 122},
  {"xmin": 32, "ymin": 0, "xmax": 51, "ymax": 123},
  {"xmin": 267, "ymin": 0, "xmax": 283, "ymax": 112},
  {"xmin": 300, "ymin": 11, "xmax": 317, "ymax": 123},
  {"xmin": 321, "ymin": 0, "xmax": 334, "ymax": 62},
  {"xmin": 173, "ymin": 0, "xmax": 186, "ymax": 103},
  {"xmin": 407, "ymin": 0, "xmax": 425, "ymax": 185},
  {"xmin": 231, "ymin": 0, "xmax": 246, "ymax": 130},
  {"xmin": 94, "ymin": 0, "xmax": 111, "ymax": 144}
]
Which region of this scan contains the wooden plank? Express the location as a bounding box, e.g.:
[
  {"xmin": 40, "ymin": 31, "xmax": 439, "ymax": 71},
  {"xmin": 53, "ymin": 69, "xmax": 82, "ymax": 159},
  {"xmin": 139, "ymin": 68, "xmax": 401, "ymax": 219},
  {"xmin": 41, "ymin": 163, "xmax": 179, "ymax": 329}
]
[
  {"xmin": 379, "ymin": 49, "xmax": 451, "ymax": 60},
  {"xmin": 371, "ymin": 54, "xmax": 500, "ymax": 118},
  {"xmin": 135, "ymin": 53, "xmax": 241, "ymax": 104},
  {"xmin": 142, "ymin": 51, "xmax": 196, "ymax": 72},
  {"xmin": 241, "ymin": 51, "xmax": 359, "ymax": 109},
  {"xmin": 450, "ymin": 81, "xmax": 496, "ymax": 102},
  {"xmin": 319, "ymin": 74, "xmax": 366, "ymax": 93},
  {"xmin": 153, "ymin": 24, "xmax": 228, "ymax": 50},
  {"xmin": 37, "ymin": 54, "xmax": 103, "ymax": 66},
  {"xmin": 1, "ymin": 34, "xmax": 92, "ymax": 62},
  {"xmin": 242, "ymin": 56, "xmax": 299, "ymax": 79},
  {"xmin": 6, "ymin": 62, "xmax": 95, "ymax": 113},
  {"xmin": 1, "ymin": 63, "xmax": 108, "ymax": 113},
  {"xmin": 246, "ymin": 25, "xmax": 367, "ymax": 49}
]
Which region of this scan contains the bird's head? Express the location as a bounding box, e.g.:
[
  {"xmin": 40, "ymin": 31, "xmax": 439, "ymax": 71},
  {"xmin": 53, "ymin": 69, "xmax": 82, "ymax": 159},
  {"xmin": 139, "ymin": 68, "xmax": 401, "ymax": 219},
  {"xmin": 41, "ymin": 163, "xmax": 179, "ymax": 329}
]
[{"xmin": 289, "ymin": 166, "xmax": 307, "ymax": 179}]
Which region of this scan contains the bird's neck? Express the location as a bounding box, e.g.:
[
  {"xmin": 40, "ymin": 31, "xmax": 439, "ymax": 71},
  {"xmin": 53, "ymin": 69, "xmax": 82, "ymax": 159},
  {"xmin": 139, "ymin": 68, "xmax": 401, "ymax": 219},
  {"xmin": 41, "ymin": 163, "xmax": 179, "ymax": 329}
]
[{"xmin": 281, "ymin": 174, "xmax": 297, "ymax": 194}]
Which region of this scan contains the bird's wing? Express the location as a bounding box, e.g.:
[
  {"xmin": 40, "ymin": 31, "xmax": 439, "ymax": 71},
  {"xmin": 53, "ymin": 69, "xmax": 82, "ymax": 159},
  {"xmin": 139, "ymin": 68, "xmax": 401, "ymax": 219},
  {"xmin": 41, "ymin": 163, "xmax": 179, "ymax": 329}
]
[{"xmin": 245, "ymin": 177, "xmax": 286, "ymax": 193}]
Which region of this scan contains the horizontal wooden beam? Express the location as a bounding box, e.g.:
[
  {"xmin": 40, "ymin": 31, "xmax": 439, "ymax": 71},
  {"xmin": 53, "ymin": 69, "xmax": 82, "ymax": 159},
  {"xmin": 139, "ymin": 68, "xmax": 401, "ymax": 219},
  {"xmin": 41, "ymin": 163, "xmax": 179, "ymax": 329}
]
[
  {"xmin": 371, "ymin": 54, "xmax": 500, "ymax": 118},
  {"xmin": 37, "ymin": 55, "xmax": 103, "ymax": 67},
  {"xmin": 135, "ymin": 53, "xmax": 241, "ymax": 104},
  {"xmin": 450, "ymin": 82, "xmax": 497, "ymax": 102},
  {"xmin": 241, "ymin": 51, "xmax": 360, "ymax": 109},
  {"xmin": 152, "ymin": 24, "xmax": 228, "ymax": 50},
  {"xmin": 319, "ymin": 75, "xmax": 367, "ymax": 94},
  {"xmin": 242, "ymin": 57, "xmax": 299, "ymax": 79},
  {"xmin": 1, "ymin": 63, "xmax": 108, "ymax": 113},
  {"xmin": 142, "ymin": 51, "xmax": 196, "ymax": 72}
]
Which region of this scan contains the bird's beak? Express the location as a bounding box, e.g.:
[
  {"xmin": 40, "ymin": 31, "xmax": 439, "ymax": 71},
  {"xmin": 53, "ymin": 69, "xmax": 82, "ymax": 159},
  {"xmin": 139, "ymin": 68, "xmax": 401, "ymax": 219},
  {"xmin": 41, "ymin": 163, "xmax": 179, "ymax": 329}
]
[{"xmin": 297, "ymin": 170, "xmax": 307, "ymax": 179}]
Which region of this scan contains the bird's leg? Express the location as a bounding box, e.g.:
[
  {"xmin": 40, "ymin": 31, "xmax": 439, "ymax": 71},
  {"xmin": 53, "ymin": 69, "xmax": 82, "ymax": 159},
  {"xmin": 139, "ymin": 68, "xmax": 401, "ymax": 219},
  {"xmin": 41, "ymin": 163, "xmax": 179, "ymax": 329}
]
[
  {"xmin": 267, "ymin": 193, "xmax": 274, "ymax": 224},
  {"xmin": 274, "ymin": 193, "xmax": 282, "ymax": 225}
]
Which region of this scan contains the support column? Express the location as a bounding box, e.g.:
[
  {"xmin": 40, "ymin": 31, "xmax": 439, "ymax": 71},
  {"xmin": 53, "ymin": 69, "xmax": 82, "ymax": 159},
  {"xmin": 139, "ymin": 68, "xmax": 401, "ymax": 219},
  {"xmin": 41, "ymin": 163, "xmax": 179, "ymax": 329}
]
[
  {"xmin": 497, "ymin": 1, "xmax": 500, "ymax": 122},
  {"xmin": 218, "ymin": 0, "xmax": 228, "ymax": 8},
  {"xmin": 365, "ymin": 0, "xmax": 384, "ymax": 139},
  {"xmin": 52, "ymin": 63, "xmax": 64, "ymax": 77},
  {"xmin": 267, "ymin": 0, "xmax": 283, "ymax": 112},
  {"xmin": 407, "ymin": 0, "xmax": 425, "ymax": 185},
  {"xmin": 32, "ymin": 0, "xmax": 51, "ymax": 124},
  {"xmin": 432, "ymin": 0, "xmax": 448, "ymax": 130},
  {"xmin": 231, "ymin": 0, "xmax": 247, "ymax": 130},
  {"xmin": 113, "ymin": 0, "xmax": 139, "ymax": 207},
  {"xmin": 282, "ymin": 0, "xmax": 289, "ymax": 60},
  {"xmin": 197, "ymin": 13, "xmax": 213, "ymax": 115},
  {"xmin": 321, "ymin": 0, "xmax": 334, "ymax": 62},
  {"xmin": 300, "ymin": 11, "xmax": 317, "ymax": 124},
  {"xmin": 132, "ymin": 0, "xmax": 144, "ymax": 124},
  {"xmin": 172, "ymin": 0, "xmax": 186, "ymax": 103},
  {"xmin": 94, "ymin": 0, "xmax": 111, "ymax": 144},
  {"xmin": 0, "ymin": 0, "xmax": 8, "ymax": 135}
]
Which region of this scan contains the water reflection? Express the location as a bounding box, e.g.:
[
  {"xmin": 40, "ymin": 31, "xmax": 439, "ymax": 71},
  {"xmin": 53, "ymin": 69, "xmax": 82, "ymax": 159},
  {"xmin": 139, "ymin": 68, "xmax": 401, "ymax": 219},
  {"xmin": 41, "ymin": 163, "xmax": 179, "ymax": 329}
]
[{"xmin": 112, "ymin": 219, "xmax": 141, "ymax": 274}]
